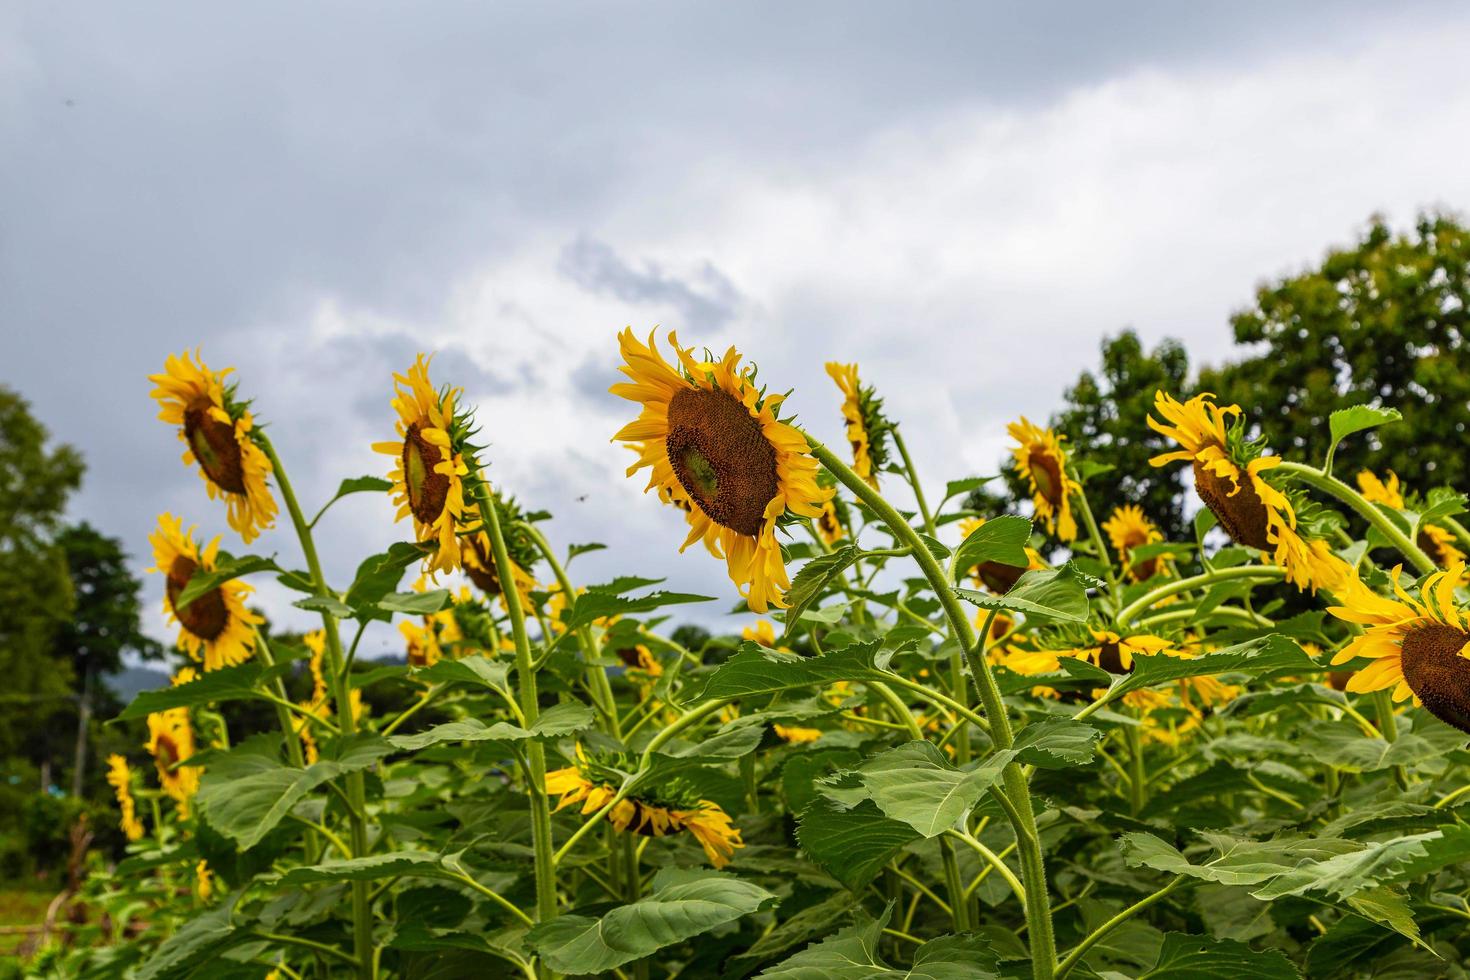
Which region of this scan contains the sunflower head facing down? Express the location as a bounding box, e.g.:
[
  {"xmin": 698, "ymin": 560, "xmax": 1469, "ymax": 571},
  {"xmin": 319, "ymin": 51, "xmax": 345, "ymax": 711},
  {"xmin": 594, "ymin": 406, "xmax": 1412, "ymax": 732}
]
[
  {"xmin": 612, "ymin": 329, "xmax": 831, "ymax": 613},
  {"xmin": 1008, "ymin": 418, "xmax": 1080, "ymax": 542},
  {"xmin": 1329, "ymin": 562, "xmax": 1470, "ymax": 733},
  {"xmin": 824, "ymin": 362, "xmax": 891, "ymax": 490},
  {"xmin": 1148, "ymin": 391, "xmax": 1347, "ymax": 593},
  {"xmin": 1102, "ymin": 505, "xmax": 1170, "ymax": 582},
  {"xmin": 461, "ymin": 496, "xmax": 540, "ymax": 605},
  {"xmin": 106, "ymin": 755, "xmax": 144, "ymax": 842},
  {"xmin": 147, "ymin": 705, "xmax": 199, "ymax": 813},
  {"xmin": 149, "ymin": 514, "xmax": 261, "ymax": 671},
  {"xmin": 373, "ymin": 355, "xmax": 471, "ymax": 575},
  {"xmin": 149, "ymin": 351, "xmax": 278, "ymax": 543}
]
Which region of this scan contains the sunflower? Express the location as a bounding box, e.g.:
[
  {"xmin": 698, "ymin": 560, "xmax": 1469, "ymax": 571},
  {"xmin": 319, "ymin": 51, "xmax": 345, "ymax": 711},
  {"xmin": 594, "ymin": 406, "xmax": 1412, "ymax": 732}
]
[
  {"xmin": 1148, "ymin": 391, "xmax": 1348, "ymax": 593},
  {"xmin": 824, "ymin": 362, "xmax": 890, "ymax": 490},
  {"xmin": 147, "ymin": 703, "xmax": 198, "ymax": 813},
  {"xmin": 1328, "ymin": 562, "xmax": 1470, "ymax": 732},
  {"xmin": 773, "ymin": 724, "xmax": 822, "ymax": 743},
  {"xmin": 672, "ymin": 802, "xmax": 745, "ymax": 868},
  {"xmin": 742, "ymin": 620, "xmax": 779, "ymax": 648},
  {"xmin": 615, "ymin": 644, "xmax": 664, "ymax": 698},
  {"xmin": 462, "ymin": 531, "xmax": 538, "ymax": 605},
  {"xmin": 195, "ymin": 860, "xmax": 214, "ymax": 901},
  {"xmin": 372, "ymin": 355, "xmax": 470, "ymax": 575},
  {"xmin": 612, "ymin": 329, "xmax": 831, "ymax": 613},
  {"xmin": 149, "ymin": 351, "xmax": 278, "ymax": 543},
  {"xmin": 1102, "ymin": 505, "xmax": 1170, "ymax": 582},
  {"xmin": 149, "ymin": 514, "xmax": 260, "ymax": 671},
  {"xmin": 1008, "ymin": 418, "xmax": 1080, "ymax": 542},
  {"xmin": 1358, "ymin": 470, "xmax": 1467, "ymax": 569},
  {"xmin": 815, "ymin": 499, "xmax": 846, "ymax": 546},
  {"xmin": 106, "ymin": 755, "xmax": 144, "ymax": 842},
  {"xmin": 958, "ymin": 517, "xmax": 1046, "ymax": 594}
]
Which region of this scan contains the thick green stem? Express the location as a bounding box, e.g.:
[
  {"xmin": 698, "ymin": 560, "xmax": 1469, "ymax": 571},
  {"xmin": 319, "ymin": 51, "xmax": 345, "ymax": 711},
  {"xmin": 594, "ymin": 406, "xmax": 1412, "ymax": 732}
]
[
  {"xmin": 259, "ymin": 434, "xmax": 373, "ymax": 980},
  {"xmin": 1055, "ymin": 877, "xmax": 1185, "ymax": 979},
  {"xmin": 1440, "ymin": 516, "xmax": 1470, "ymax": 554},
  {"xmin": 1114, "ymin": 565, "xmax": 1286, "ymax": 628},
  {"xmin": 807, "ymin": 436, "xmax": 1057, "ymax": 978},
  {"xmin": 1274, "ymin": 461, "xmax": 1436, "ymax": 574},
  {"xmin": 469, "ymin": 471, "xmax": 558, "ymax": 926}
]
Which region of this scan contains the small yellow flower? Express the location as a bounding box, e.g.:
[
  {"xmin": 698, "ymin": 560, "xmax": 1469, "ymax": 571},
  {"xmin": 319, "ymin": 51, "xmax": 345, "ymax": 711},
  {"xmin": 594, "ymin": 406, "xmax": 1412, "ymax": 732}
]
[
  {"xmin": 195, "ymin": 860, "xmax": 214, "ymax": 901},
  {"xmin": 1102, "ymin": 505, "xmax": 1170, "ymax": 582},
  {"xmin": 1356, "ymin": 470, "xmax": 1405, "ymax": 508},
  {"xmin": 148, "ymin": 514, "xmax": 260, "ymax": 671},
  {"xmin": 1008, "ymin": 418, "xmax": 1080, "ymax": 542},
  {"xmin": 149, "ymin": 351, "xmax": 278, "ymax": 543},
  {"xmin": 773, "ymin": 724, "xmax": 822, "ymax": 744},
  {"xmin": 824, "ymin": 362, "xmax": 888, "ymax": 490},
  {"xmin": 106, "ymin": 755, "xmax": 144, "ymax": 842},
  {"xmin": 147, "ymin": 704, "xmax": 198, "ymax": 814}
]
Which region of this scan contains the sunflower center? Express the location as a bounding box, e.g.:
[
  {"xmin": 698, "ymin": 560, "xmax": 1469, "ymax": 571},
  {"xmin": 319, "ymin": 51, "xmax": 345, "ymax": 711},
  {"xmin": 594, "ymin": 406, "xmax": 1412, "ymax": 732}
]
[
  {"xmin": 402, "ymin": 422, "xmax": 450, "ymax": 526},
  {"xmin": 154, "ymin": 733, "xmax": 179, "ymax": 771},
  {"xmin": 1399, "ymin": 622, "xmax": 1470, "ymax": 734},
  {"xmin": 1418, "ymin": 528, "xmax": 1450, "ymax": 567},
  {"xmin": 1192, "ymin": 460, "xmax": 1272, "ymax": 551},
  {"xmin": 1096, "ymin": 640, "xmax": 1130, "ymax": 675},
  {"xmin": 977, "ymin": 560, "xmax": 1026, "ymax": 594},
  {"xmin": 183, "ymin": 402, "xmax": 247, "ymax": 494},
  {"xmin": 464, "ymin": 536, "xmax": 503, "ymax": 595},
  {"xmin": 1028, "ymin": 448, "xmax": 1063, "ymax": 506},
  {"xmin": 165, "ymin": 556, "xmax": 229, "ymax": 641},
  {"xmin": 665, "ymin": 387, "xmax": 779, "ymax": 537}
]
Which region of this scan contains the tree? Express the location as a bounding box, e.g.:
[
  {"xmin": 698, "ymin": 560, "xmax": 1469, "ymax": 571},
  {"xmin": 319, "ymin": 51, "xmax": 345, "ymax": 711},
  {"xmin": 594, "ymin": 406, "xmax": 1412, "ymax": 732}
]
[
  {"xmin": 1200, "ymin": 214, "xmax": 1470, "ymax": 492},
  {"xmin": 54, "ymin": 524, "xmax": 162, "ymax": 797},
  {"xmin": 0, "ymin": 387, "xmax": 84, "ymax": 782}
]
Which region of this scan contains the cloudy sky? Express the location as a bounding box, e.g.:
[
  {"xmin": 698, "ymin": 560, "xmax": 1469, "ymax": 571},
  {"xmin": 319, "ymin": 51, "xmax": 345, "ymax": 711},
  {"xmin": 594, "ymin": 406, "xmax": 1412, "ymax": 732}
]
[{"xmin": 6, "ymin": 2, "xmax": 1470, "ymax": 661}]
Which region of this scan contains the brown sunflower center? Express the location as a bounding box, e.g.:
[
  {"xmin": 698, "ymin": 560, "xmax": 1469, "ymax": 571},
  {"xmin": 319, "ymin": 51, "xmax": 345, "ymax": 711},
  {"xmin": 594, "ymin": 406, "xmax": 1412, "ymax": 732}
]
[
  {"xmin": 402, "ymin": 422, "xmax": 450, "ymax": 526},
  {"xmin": 977, "ymin": 560, "xmax": 1026, "ymax": 595},
  {"xmin": 1400, "ymin": 622, "xmax": 1470, "ymax": 734},
  {"xmin": 1192, "ymin": 460, "xmax": 1272, "ymax": 551},
  {"xmin": 1418, "ymin": 528, "xmax": 1451, "ymax": 567},
  {"xmin": 464, "ymin": 536, "xmax": 503, "ymax": 595},
  {"xmin": 153, "ymin": 733, "xmax": 180, "ymax": 771},
  {"xmin": 665, "ymin": 387, "xmax": 779, "ymax": 537},
  {"xmin": 819, "ymin": 508, "xmax": 840, "ymax": 537},
  {"xmin": 165, "ymin": 556, "xmax": 229, "ymax": 641},
  {"xmin": 183, "ymin": 402, "xmax": 247, "ymax": 494},
  {"xmin": 1028, "ymin": 448, "xmax": 1063, "ymax": 506},
  {"xmin": 1096, "ymin": 640, "xmax": 1130, "ymax": 675}
]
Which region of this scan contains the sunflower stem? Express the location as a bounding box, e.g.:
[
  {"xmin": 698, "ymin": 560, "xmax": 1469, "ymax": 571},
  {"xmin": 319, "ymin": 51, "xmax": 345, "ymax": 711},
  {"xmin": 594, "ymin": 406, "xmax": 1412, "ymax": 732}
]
[
  {"xmin": 467, "ymin": 467, "xmax": 559, "ymax": 929},
  {"xmin": 891, "ymin": 427, "xmax": 936, "ymax": 537},
  {"xmin": 1055, "ymin": 877, "xmax": 1186, "ymax": 979},
  {"xmin": 1072, "ymin": 478, "xmax": 1120, "ymax": 599},
  {"xmin": 806, "ymin": 435, "xmax": 1058, "ymax": 979},
  {"xmin": 257, "ymin": 433, "xmax": 374, "ymax": 980},
  {"xmin": 1114, "ymin": 565, "xmax": 1286, "ymax": 628},
  {"xmin": 1440, "ymin": 515, "xmax": 1470, "ymax": 553},
  {"xmin": 250, "ymin": 628, "xmax": 317, "ymax": 864},
  {"xmin": 1273, "ymin": 461, "xmax": 1436, "ymax": 574}
]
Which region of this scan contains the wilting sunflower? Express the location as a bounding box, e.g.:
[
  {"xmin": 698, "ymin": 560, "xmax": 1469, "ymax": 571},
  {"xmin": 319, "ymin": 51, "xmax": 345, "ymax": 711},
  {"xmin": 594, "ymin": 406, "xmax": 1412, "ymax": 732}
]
[
  {"xmin": 149, "ymin": 351, "xmax": 278, "ymax": 543},
  {"xmin": 1358, "ymin": 470, "xmax": 1467, "ymax": 569},
  {"xmin": 106, "ymin": 755, "xmax": 144, "ymax": 842},
  {"xmin": 1328, "ymin": 562, "xmax": 1470, "ymax": 732},
  {"xmin": 824, "ymin": 362, "xmax": 890, "ymax": 490},
  {"xmin": 372, "ymin": 355, "xmax": 470, "ymax": 574},
  {"xmin": 958, "ymin": 517, "xmax": 1046, "ymax": 594},
  {"xmin": 612, "ymin": 329, "xmax": 831, "ymax": 613},
  {"xmin": 147, "ymin": 703, "xmax": 198, "ymax": 813},
  {"xmin": 1102, "ymin": 505, "xmax": 1170, "ymax": 582},
  {"xmin": 1008, "ymin": 418, "xmax": 1080, "ymax": 543},
  {"xmin": 149, "ymin": 514, "xmax": 260, "ymax": 671},
  {"xmin": 1148, "ymin": 391, "xmax": 1347, "ymax": 593}
]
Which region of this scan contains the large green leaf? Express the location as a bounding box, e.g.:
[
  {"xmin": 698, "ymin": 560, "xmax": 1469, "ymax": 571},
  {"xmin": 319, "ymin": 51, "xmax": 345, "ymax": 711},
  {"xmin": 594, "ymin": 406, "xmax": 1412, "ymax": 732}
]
[
  {"xmin": 850, "ymin": 741, "xmax": 1012, "ymax": 838},
  {"xmin": 1011, "ymin": 719, "xmax": 1101, "ymax": 768},
  {"xmin": 525, "ymin": 868, "xmax": 776, "ymax": 974},
  {"xmin": 756, "ymin": 908, "xmax": 998, "ymax": 979},
  {"xmin": 782, "ymin": 547, "xmax": 860, "ymax": 640},
  {"xmin": 388, "ymin": 704, "xmax": 594, "ymax": 752},
  {"xmin": 344, "ymin": 541, "xmax": 434, "ymax": 612},
  {"xmin": 795, "ymin": 798, "xmax": 919, "ymax": 890},
  {"xmin": 277, "ymin": 851, "xmax": 452, "ymax": 885},
  {"xmin": 1252, "ymin": 829, "xmax": 1470, "ymax": 901},
  {"xmin": 135, "ymin": 898, "xmax": 243, "ymax": 979},
  {"xmin": 1139, "ymin": 932, "xmax": 1299, "ymax": 979},
  {"xmin": 567, "ymin": 578, "xmax": 714, "ymax": 629},
  {"xmin": 116, "ymin": 661, "xmax": 288, "ymax": 720},
  {"xmin": 952, "ymin": 515, "xmax": 1031, "ymax": 576},
  {"xmin": 377, "ymin": 588, "xmax": 453, "ymax": 615},
  {"xmin": 1109, "ymin": 634, "xmax": 1317, "ymax": 700},
  {"xmin": 694, "ymin": 640, "xmax": 891, "ymax": 703},
  {"xmin": 727, "ymin": 890, "xmax": 858, "ymax": 976},
  {"xmin": 413, "ymin": 656, "xmax": 512, "ymax": 692},
  {"xmin": 955, "ymin": 564, "xmax": 1091, "ymax": 623}
]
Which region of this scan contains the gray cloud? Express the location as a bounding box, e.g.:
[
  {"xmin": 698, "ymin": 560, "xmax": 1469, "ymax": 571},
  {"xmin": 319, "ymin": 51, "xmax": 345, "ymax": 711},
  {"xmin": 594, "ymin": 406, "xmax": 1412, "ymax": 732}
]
[{"xmin": 558, "ymin": 236, "xmax": 743, "ymax": 332}]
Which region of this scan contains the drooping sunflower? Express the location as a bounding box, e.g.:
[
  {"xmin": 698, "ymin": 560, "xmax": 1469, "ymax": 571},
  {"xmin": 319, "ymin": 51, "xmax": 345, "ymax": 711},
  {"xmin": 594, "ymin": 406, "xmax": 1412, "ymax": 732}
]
[
  {"xmin": 1357, "ymin": 470, "xmax": 1467, "ymax": 569},
  {"xmin": 106, "ymin": 754, "xmax": 144, "ymax": 842},
  {"xmin": 958, "ymin": 517, "xmax": 1046, "ymax": 594},
  {"xmin": 1328, "ymin": 562, "xmax": 1470, "ymax": 733},
  {"xmin": 672, "ymin": 802, "xmax": 745, "ymax": 868},
  {"xmin": 460, "ymin": 491, "xmax": 541, "ymax": 603},
  {"xmin": 1102, "ymin": 505, "xmax": 1170, "ymax": 582},
  {"xmin": 1148, "ymin": 391, "xmax": 1348, "ymax": 593},
  {"xmin": 149, "ymin": 514, "xmax": 261, "ymax": 671},
  {"xmin": 1008, "ymin": 418, "xmax": 1080, "ymax": 542},
  {"xmin": 149, "ymin": 351, "xmax": 278, "ymax": 543},
  {"xmin": 824, "ymin": 362, "xmax": 890, "ymax": 490},
  {"xmin": 372, "ymin": 355, "xmax": 470, "ymax": 575},
  {"xmin": 612, "ymin": 329, "xmax": 831, "ymax": 613},
  {"xmin": 146, "ymin": 702, "xmax": 198, "ymax": 813}
]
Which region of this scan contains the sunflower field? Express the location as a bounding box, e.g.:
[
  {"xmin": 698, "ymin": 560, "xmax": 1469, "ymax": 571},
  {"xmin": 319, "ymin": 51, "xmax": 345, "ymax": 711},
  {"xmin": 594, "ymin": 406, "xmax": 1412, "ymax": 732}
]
[{"xmin": 37, "ymin": 329, "xmax": 1470, "ymax": 980}]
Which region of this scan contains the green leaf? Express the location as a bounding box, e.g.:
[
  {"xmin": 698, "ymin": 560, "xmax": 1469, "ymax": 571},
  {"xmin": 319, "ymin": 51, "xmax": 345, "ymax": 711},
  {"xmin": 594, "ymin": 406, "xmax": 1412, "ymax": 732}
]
[
  {"xmin": 952, "ymin": 515, "xmax": 1031, "ymax": 576},
  {"xmin": 135, "ymin": 897, "xmax": 242, "ymax": 979},
  {"xmin": 1139, "ymin": 932, "xmax": 1299, "ymax": 979},
  {"xmin": 796, "ymin": 797, "xmax": 919, "ymax": 890},
  {"xmin": 532, "ymin": 703, "xmax": 597, "ymax": 738},
  {"xmin": 1328, "ymin": 404, "xmax": 1403, "ymax": 459},
  {"xmin": 941, "ymin": 476, "xmax": 992, "ymax": 503},
  {"xmin": 377, "ymin": 589, "xmax": 453, "ymax": 615},
  {"xmin": 916, "ymin": 533, "xmax": 951, "ymax": 561},
  {"xmin": 388, "ymin": 719, "xmax": 535, "ymax": 752},
  {"xmin": 566, "ymin": 542, "xmax": 606, "ymax": 563},
  {"xmin": 694, "ymin": 640, "xmax": 891, "ymax": 703},
  {"xmin": 1252, "ymin": 831, "xmax": 1458, "ymax": 901},
  {"xmin": 567, "ymin": 582, "xmax": 714, "ymax": 629},
  {"xmin": 756, "ymin": 907, "xmax": 999, "ymax": 979},
  {"xmin": 174, "ymin": 552, "xmax": 282, "ymax": 610},
  {"xmin": 313, "ymin": 476, "xmax": 395, "ymax": 526},
  {"xmin": 278, "ymin": 851, "xmax": 452, "ymax": 885},
  {"xmin": 525, "ymin": 868, "xmax": 776, "ymax": 975},
  {"xmin": 955, "ymin": 564, "xmax": 1091, "ymax": 623},
  {"xmin": 295, "ymin": 594, "xmax": 353, "ymax": 617},
  {"xmin": 783, "ymin": 547, "xmax": 860, "ymax": 639},
  {"xmin": 413, "ymin": 656, "xmax": 511, "ymax": 692},
  {"xmin": 1011, "ymin": 719, "xmax": 1101, "ymax": 768},
  {"xmin": 1109, "ymin": 635, "xmax": 1316, "ymax": 701},
  {"xmin": 854, "ymin": 741, "xmax": 1012, "ymax": 838},
  {"xmin": 116, "ymin": 662, "xmax": 287, "ymax": 720},
  {"xmin": 1120, "ymin": 833, "xmax": 1358, "ymax": 887},
  {"xmin": 344, "ymin": 541, "xmax": 433, "ymax": 611},
  {"xmin": 727, "ymin": 890, "xmax": 858, "ymax": 975}
]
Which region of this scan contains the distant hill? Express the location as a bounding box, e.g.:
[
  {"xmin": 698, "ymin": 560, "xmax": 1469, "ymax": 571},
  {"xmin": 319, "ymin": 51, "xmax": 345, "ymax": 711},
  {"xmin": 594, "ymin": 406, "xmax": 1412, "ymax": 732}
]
[{"xmin": 103, "ymin": 665, "xmax": 169, "ymax": 703}]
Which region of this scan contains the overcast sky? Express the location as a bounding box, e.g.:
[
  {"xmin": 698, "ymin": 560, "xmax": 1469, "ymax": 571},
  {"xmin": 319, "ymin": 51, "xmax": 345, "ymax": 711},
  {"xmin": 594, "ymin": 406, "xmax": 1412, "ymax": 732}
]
[{"xmin": 6, "ymin": 2, "xmax": 1470, "ymax": 662}]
